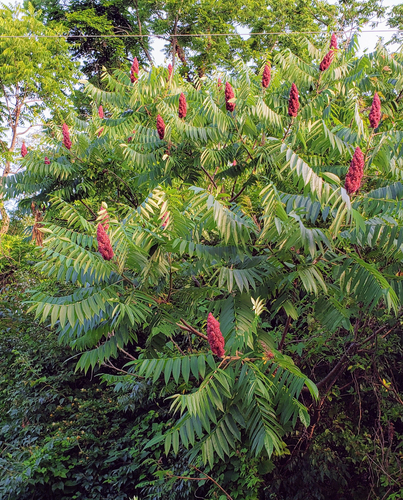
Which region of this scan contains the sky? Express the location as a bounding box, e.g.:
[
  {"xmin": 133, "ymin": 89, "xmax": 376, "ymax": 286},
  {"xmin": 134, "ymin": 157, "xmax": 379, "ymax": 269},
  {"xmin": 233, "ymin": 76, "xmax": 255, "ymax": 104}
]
[{"xmin": 355, "ymin": 0, "xmax": 401, "ymax": 53}]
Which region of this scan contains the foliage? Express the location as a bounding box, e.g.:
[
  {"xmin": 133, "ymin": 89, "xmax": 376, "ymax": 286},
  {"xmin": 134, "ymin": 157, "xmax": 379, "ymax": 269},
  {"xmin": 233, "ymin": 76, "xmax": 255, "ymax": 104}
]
[
  {"xmin": 0, "ymin": 2, "xmax": 78, "ymax": 234},
  {"xmin": 29, "ymin": 0, "xmax": 388, "ymax": 79}
]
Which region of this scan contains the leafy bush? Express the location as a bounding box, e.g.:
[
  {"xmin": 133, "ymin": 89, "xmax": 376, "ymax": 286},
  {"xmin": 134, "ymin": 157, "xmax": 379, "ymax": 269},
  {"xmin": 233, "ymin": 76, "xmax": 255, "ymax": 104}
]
[{"xmin": 3, "ymin": 34, "xmax": 403, "ymax": 499}]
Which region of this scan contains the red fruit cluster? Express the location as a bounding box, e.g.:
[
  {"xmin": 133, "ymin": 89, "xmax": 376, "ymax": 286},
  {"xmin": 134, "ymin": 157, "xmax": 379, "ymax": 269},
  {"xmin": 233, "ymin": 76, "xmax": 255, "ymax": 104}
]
[
  {"xmin": 99, "ymin": 206, "xmax": 109, "ymax": 230},
  {"xmin": 168, "ymin": 63, "xmax": 173, "ymax": 78},
  {"xmin": 21, "ymin": 143, "xmax": 27, "ymax": 157},
  {"xmin": 330, "ymin": 33, "xmax": 338, "ymax": 50},
  {"xmin": 262, "ymin": 64, "xmax": 271, "ymax": 88},
  {"xmin": 157, "ymin": 114, "xmax": 165, "ymax": 140},
  {"xmin": 319, "ymin": 50, "xmax": 334, "ymax": 71},
  {"xmin": 62, "ymin": 123, "xmax": 72, "ymax": 150},
  {"xmin": 288, "ymin": 83, "xmax": 299, "ymax": 117},
  {"xmin": 218, "ymin": 77, "xmax": 222, "ymax": 89},
  {"xmin": 178, "ymin": 93, "xmax": 187, "ymax": 119},
  {"xmin": 225, "ymin": 82, "xmax": 235, "ymax": 112},
  {"xmin": 130, "ymin": 57, "xmax": 139, "ymax": 83},
  {"xmin": 44, "ymin": 157, "xmax": 51, "ymax": 165},
  {"xmin": 206, "ymin": 313, "xmax": 225, "ymax": 357},
  {"xmin": 98, "ymin": 105, "xmax": 104, "ymax": 119},
  {"xmin": 97, "ymin": 223, "xmax": 114, "ymax": 261},
  {"xmin": 369, "ymin": 92, "xmax": 381, "ymax": 129},
  {"xmin": 98, "ymin": 127, "xmax": 104, "ymax": 137},
  {"xmin": 345, "ymin": 146, "xmax": 364, "ymax": 195}
]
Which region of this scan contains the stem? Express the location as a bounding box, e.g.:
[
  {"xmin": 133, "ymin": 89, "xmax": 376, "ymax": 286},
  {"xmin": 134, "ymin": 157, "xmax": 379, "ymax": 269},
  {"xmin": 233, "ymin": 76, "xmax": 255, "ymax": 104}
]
[
  {"xmin": 167, "ymin": 253, "xmax": 173, "ymax": 302},
  {"xmin": 229, "ymin": 184, "xmax": 247, "ymax": 203},
  {"xmin": 364, "ymin": 131, "xmax": 374, "ymax": 163},
  {"xmin": 278, "ymin": 315, "xmax": 291, "ymax": 351},
  {"xmin": 200, "ymin": 165, "xmax": 217, "ymax": 189},
  {"xmin": 133, "ymin": 0, "xmax": 153, "ymax": 64},
  {"xmin": 79, "ymin": 199, "xmax": 97, "ymax": 218},
  {"xmin": 316, "ymin": 72, "xmax": 323, "ymax": 95},
  {"xmin": 102, "ymin": 361, "xmax": 144, "ymax": 378},
  {"xmin": 177, "ymin": 319, "xmax": 208, "ymax": 340},
  {"xmin": 190, "ymin": 465, "xmax": 235, "ymax": 500},
  {"xmin": 282, "ymin": 117, "xmax": 294, "ymax": 142},
  {"xmin": 103, "ymin": 169, "xmax": 138, "ymax": 206}
]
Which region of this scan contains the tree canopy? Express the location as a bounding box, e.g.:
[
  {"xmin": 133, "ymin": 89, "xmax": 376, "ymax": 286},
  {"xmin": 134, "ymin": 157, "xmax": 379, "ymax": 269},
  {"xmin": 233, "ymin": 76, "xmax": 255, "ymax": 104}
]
[
  {"xmin": 0, "ymin": 2, "xmax": 77, "ymax": 234},
  {"xmin": 28, "ymin": 0, "xmax": 388, "ymax": 79}
]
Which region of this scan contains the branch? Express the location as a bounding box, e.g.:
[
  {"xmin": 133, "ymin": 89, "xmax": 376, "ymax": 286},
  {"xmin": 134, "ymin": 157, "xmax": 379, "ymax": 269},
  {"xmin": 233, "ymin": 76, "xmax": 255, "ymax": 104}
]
[
  {"xmin": 282, "ymin": 117, "xmax": 294, "ymax": 142},
  {"xmin": 190, "ymin": 465, "xmax": 234, "ymax": 500},
  {"xmin": 278, "ymin": 315, "xmax": 291, "ymax": 351},
  {"xmin": 103, "ymin": 169, "xmax": 138, "ymax": 206},
  {"xmin": 315, "ymin": 342, "xmax": 358, "ymax": 390},
  {"xmin": 102, "ymin": 361, "xmax": 144, "ymax": 378},
  {"xmin": 16, "ymin": 124, "xmax": 42, "ymax": 136},
  {"xmin": 229, "ymin": 184, "xmax": 247, "ymax": 203},
  {"xmin": 118, "ymin": 346, "xmax": 137, "ymax": 361},
  {"xmin": 133, "ymin": 0, "xmax": 153, "ymax": 64},
  {"xmin": 177, "ymin": 318, "xmax": 208, "ymax": 340},
  {"xmin": 200, "ymin": 165, "xmax": 217, "ymax": 189},
  {"xmin": 79, "ymin": 199, "xmax": 97, "ymax": 218}
]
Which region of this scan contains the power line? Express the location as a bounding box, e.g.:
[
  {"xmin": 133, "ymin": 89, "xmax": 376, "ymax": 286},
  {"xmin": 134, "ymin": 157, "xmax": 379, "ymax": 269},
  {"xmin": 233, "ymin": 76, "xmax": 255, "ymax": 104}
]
[{"xmin": 0, "ymin": 29, "xmax": 401, "ymax": 39}]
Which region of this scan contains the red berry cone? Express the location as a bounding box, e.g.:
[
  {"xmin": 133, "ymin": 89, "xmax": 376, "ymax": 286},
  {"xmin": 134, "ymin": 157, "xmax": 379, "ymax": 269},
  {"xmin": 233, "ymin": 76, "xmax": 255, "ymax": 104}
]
[
  {"xmin": 319, "ymin": 50, "xmax": 334, "ymax": 72},
  {"xmin": 369, "ymin": 92, "xmax": 381, "ymax": 129},
  {"xmin": 288, "ymin": 83, "xmax": 299, "ymax": 117},
  {"xmin": 44, "ymin": 157, "xmax": 51, "ymax": 165},
  {"xmin": 97, "ymin": 223, "xmax": 114, "ymax": 261},
  {"xmin": 178, "ymin": 93, "xmax": 187, "ymax": 119},
  {"xmin": 345, "ymin": 146, "xmax": 364, "ymax": 195},
  {"xmin": 168, "ymin": 63, "xmax": 173, "ymax": 78},
  {"xmin": 156, "ymin": 114, "xmax": 165, "ymax": 140},
  {"xmin": 206, "ymin": 313, "xmax": 225, "ymax": 357},
  {"xmin": 330, "ymin": 33, "xmax": 338, "ymax": 50},
  {"xmin": 262, "ymin": 64, "xmax": 271, "ymax": 88},
  {"xmin": 225, "ymin": 82, "xmax": 235, "ymax": 112},
  {"xmin": 98, "ymin": 105, "xmax": 104, "ymax": 119},
  {"xmin": 218, "ymin": 77, "xmax": 222, "ymax": 89},
  {"xmin": 21, "ymin": 143, "xmax": 27, "ymax": 157},
  {"xmin": 130, "ymin": 57, "xmax": 139, "ymax": 83},
  {"xmin": 62, "ymin": 123, "xmax": 72, "ymax": 150}
]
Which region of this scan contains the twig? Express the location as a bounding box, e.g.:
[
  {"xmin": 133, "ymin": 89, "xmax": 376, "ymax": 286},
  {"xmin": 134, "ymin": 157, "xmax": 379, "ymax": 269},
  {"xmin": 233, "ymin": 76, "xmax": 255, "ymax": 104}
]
[
  {"xmin": 229, "ymin": 184, "xmax": 247, "ymax": 203},
  {"xmin": 79, "ymin": 199, "xmax": 97, "ymax": 218},
  {"xmin": 170, "ymin": 336, "xmax": 186, "ymax": 355},
  {"xmin": 102, "ymin": 360, "xmax": 144, "ymax": 378},
  {"xmin": 190, "ymin": 465, "xmax": 234, "ymax": 500},
  {"xmin": 118, "ymin": 346, "xmax": 137, "ymax": 361},
  {"xmin": 103, "ymin": 169, "xmax": 138, "ymax": 206},
  {"xmin": 200, "ymin": 165, "xmax": 217, "ymax": 189},
  {"xmin": 178, "ymin": 318, "xmax": 208, "ymax": 340},
  {"xmin": 282, "ymin": 117, "xmax": 294, "ymax": 142},
  {"xmin": 167, "ymin": 253, "xmax": 173, "ymax": 302},
  {"xmin": 278, "ymin": 315, "xmax": 291, "ymax": 351}
]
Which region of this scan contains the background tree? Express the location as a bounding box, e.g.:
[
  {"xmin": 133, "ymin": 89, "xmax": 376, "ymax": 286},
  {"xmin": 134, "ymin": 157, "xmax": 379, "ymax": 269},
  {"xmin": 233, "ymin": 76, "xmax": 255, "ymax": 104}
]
[
  {"xmin": 28, "ymin": 0, "xmax": 387, "ymax": 80},
  {"xmin": 0, "ymin": 2, "xmax": 77, "ymax": 235}
]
